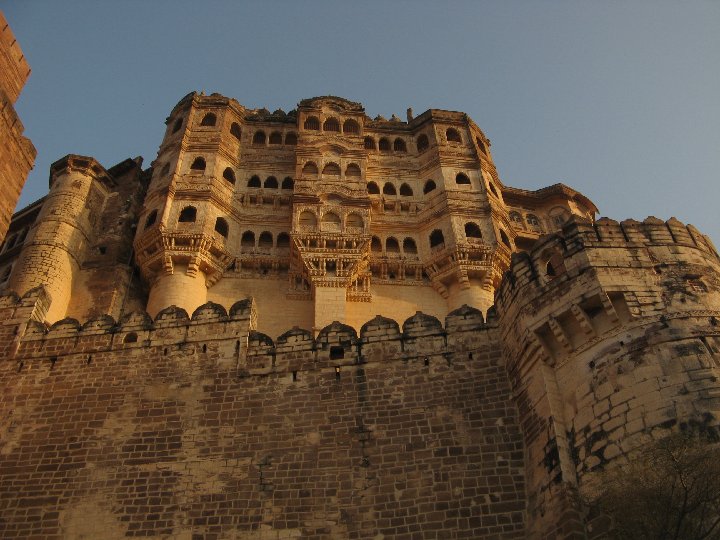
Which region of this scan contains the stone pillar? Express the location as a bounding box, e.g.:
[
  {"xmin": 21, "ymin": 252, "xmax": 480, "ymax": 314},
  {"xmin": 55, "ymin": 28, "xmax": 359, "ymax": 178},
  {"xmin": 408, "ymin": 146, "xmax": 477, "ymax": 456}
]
[{"xmin": 146, "ymin": 263, "xmax": 207, "ymax": 318}]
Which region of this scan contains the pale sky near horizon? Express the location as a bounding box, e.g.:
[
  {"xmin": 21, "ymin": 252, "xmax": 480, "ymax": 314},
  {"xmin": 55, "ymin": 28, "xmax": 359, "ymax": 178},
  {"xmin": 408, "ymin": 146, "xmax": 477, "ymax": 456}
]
[{"xmin": 4, "ymin": 1, "xmax": 720, "ymax": 242}]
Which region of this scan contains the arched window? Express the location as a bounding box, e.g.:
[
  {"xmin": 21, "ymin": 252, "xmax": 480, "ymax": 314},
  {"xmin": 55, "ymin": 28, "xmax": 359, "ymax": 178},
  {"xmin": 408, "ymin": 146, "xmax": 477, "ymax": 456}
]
[
  {"xmin": 323, "ymin": 117, "xmax": 340, "ymax": 132},
  {"xmin": 346, "ymin": 213, "xmax": 363, "ymax": 228},
  {"xmin": 281, "ymin": 177, "xmax": 294, "ymax": 190},
  {"xmin": 399, "ymin": 183, "xmax": 413, "ymax": 197},
  {"xmin": 178, "ymin": 206, "xmax": 197, "ymax": 223},
  {"xmin": 383, "ymin": 182, "xmax": 397, "ymax": 196},
  {"xmin": 465, "ymin": 222, "xmax": 482, "ymax": 239},
  {"xmin": 259, "ymin": 231, "xmax": 273, "ymax": 248},
  {"xmin": 304, "ymin": 116, "xmax": 320, "ymax": 130},
  {"xmin": 302, "ymin": 162, "xmax": 318, "ymax": 176},
  {"xmin": 476, "ymin": 137, "xmax": 487, "ymax": 154},
  {"xmin": 345, "ymin": 163, "xmax": 361, "ymax": 177},
  {"xmin": 145, "ymin": 210, "xmax": 158, "ymax": 229},
  {"xmin": 230, "ymin": 122, "xmax": 242, "ymax": 140},
  {"xmin": 252, "ymin": 131, "xmax": 266, "ymax": 145},
  {"xmin": 371, "ymin": 236, "xmax": 382, "ymax": 252},
  {"xmin": 423, "ymin": 180, "xmax": 437, "ymax": 194},
  {"xmin": 322, "ymin": 163, "xmax": 340, "ymax": 176},
  {"xmin": 264, "ymin": 176, "xmax": 278, "ymax": 189},
  {"xmin": 550, "ymin": 208, "xmax": 570, "ymax": 227},
  {"xmin": 367, "ymin": 181, "xmax": 380, "ymax": 194},
  {"xmin": 215, "ymin": 217, "xmax": 229, "ymax": 238},
  {"xmin": 417, "ymin": 134, "xmax": 429, "ymax": 152},
  {"xmin": 394, "ymin": 138, "xmax": 407, "ymax": 152},
  {"xmin": 527, "ymin": 214, "xmax": 541, "ymax": 228},
  {"xmin": 200, "ymin": 113, "xmax": 216, "ymax": 126},
  {"xmin": 499, "ymin": 229, "xmax": 512, "ymax": 248},
  {"xmin": 4, "ymin": 233, "xmax": 17, "ymax": 251},
  {"xmin": 285, "ymin": 132, "xmax": 297, "ymax": 145},
  {"xmin": 403, "ymin": 238, "xmax": 417, "ymax": 254},
  {"xmin": 322, "ymin": 212, "xmax": 341, "ymax": 227},
  {"xmin": 343, "ymin": 119, "xmax": 360, "ymax": 134},
  {"xmin": 446, "ymin": 128, "xmax": 461, "ymax": 143},
  {"xmin": 386, "ymin": 237, "xmax": 400, "ymax": 253},
  {"xmin": 269, "ymin": 132, "xmax": 282, "ymax": 145},
  {"xmin": 241, "ymin": 231, "xmax": 255, "ymax": 249},
  {"xmin": 364, "ymin": 137, "xmax": 376, "ymax": 150},
  {"xmin": 172, "ymin": 118, "xmax": 182, "ymax": 133},
  {"xmin": 299, "ymin": 210, "xmax": 317, "ymax": 228},
  {"xmin": 277, "ymin": 232, "xmax": 290, "ymax": 248},
  {"xmin": 222, "ymin": 167, "xmax": 235, "ymax": 184},
  {"xmin": 379, "ymin": 138, "xmax": 391, "ymax": 152},
  {"xmin": 509, "ymin": 211, "xmax": 523, "ymax": 224},
  {"xmin": 123, "ymin": 332, "xmax": 138, "ymax": 344},
  {"xmin": 456, "ymin": 173, "xmax": 471, "ymax": 185},
  {"xmin": 248, "ymin": 175, "xmax": 261, "ymax": 188},
  {"xmin": 160, "ymin": 163, "xmax": 170, "ymax": 177},
  {"xmin": 429, "ymin": 229, "xmax": 445, "ymax": 248},
  {"xmin": 190, "ymin": 157, "xmax": 206, "ymax": 171}
]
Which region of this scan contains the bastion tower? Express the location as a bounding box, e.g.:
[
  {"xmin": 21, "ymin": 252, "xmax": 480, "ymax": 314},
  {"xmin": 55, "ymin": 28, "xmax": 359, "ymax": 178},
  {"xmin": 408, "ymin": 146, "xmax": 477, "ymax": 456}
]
[{"xmin": 131, "ymin": 93, "xmax": 596, "ymax": 335}]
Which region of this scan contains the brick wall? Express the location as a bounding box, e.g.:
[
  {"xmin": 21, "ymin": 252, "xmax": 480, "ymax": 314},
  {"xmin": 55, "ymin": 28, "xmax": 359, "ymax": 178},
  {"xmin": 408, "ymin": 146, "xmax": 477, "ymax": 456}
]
[{"xmin": 0, "ymin": 297, "xmax": 526, "ymax": 539}]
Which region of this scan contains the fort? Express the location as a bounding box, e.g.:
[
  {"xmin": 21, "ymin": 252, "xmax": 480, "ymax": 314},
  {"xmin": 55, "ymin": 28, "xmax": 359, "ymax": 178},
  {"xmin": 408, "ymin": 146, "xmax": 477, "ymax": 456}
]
[{"xmin": 1, "ymin": 25, "xmax": 720, "ymax": 538}]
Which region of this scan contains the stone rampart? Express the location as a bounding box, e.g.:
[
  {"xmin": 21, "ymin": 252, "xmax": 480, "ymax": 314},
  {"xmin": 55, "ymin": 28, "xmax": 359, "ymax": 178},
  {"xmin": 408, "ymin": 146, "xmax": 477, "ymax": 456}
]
[
  {"xmin": 496, "ymin": 216, "xmax": 720, "ymax": 538},
  {"xmin": 0, "ymin": 291, "xmax": 526, "ymax": 539}
]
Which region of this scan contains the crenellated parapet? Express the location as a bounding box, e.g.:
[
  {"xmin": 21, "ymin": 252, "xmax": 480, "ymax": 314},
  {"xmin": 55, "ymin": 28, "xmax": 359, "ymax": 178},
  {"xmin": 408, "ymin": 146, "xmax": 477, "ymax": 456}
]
[
  {"xmin": 496, "ymin": 216, "xmax": 720, "ymax": 539},
  {"xmin": 0, "ymin": 285, "xmax": 498, "ymax": 382}
]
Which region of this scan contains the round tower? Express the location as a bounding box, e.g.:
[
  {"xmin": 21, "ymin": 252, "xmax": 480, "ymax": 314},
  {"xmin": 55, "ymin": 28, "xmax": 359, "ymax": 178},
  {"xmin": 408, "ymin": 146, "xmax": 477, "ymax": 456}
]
[
  {"xmin": 135, "ymin": 92, "xmax": 240, "ymax": 317},
  {"xmin": 7, "ymin": 155, "xmax": 114, "ymax": 322}
]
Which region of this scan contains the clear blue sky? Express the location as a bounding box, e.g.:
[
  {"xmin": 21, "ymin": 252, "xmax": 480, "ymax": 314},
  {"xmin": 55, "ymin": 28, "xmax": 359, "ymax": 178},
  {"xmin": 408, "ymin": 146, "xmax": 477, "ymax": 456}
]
[{"xmin": 4, "ymin": 1, "xmax": 720, "ymax": 242}]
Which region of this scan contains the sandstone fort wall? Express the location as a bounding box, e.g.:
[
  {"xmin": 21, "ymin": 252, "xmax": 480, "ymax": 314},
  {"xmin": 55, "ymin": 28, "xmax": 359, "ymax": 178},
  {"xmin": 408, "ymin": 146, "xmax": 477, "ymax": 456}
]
[{"xmin": 0, "ymin": 293, "xmax": 526, "ymax": 539}]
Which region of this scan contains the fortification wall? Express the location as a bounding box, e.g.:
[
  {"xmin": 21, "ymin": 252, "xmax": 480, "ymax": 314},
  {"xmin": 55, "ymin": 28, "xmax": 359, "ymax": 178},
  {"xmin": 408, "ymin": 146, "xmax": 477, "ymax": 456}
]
[
  {"xmin": 496, "ymin": 216, "xmax": 720, "ymax": 539},
  {"xmin": 0, "ymin": 291, "xmax": 526, "ymax": 539}
]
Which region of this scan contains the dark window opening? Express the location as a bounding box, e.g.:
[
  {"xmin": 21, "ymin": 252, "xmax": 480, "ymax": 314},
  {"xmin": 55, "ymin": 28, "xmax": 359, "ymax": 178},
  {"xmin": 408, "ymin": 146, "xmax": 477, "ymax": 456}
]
[
  {"xmin": 190, "ymin": 157, "xmax": 206, "ymax": 171},
  {"xmin": 179, "ymin": 206, "xmax": 197, "ymax": 223},
  {"xmin": 252, "ymin": 131, "xmax": 266, "ymax": 145},
  {"xmin": 264, "ymin": 176, "xmax": 278, "ymax": 189},
  {"xmin": 200, "ymin": 112, "xmax": 217, "ymax": 126},
  {"xmin": 215, "ymin": 217, "xmax": 229, "ymax": 238},
  {"xmin": 417, "ymin": 134, "xmax": 429, "ymax": 152},
  {"xmin": 223, "ymin": 167, "xmax": 235, "ymax": 184},
  {"xmin": 430, "ymin": 229, "xmax": 445, "ymax": 248},
  {"xmin": 456, "ymin": 173, "xmax": 470, "ymax": 185}
]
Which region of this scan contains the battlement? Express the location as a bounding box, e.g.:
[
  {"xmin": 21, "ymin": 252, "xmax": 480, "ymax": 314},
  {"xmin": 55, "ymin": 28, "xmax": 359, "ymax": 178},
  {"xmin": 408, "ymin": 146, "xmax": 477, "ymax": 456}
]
[
  {"xmin": 0, "ymin": 286, "xmax": 497, "ymax": 378},
  {"xmin": 497, "ymin": 216, "xmax": 720, "ymax": 313}
]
